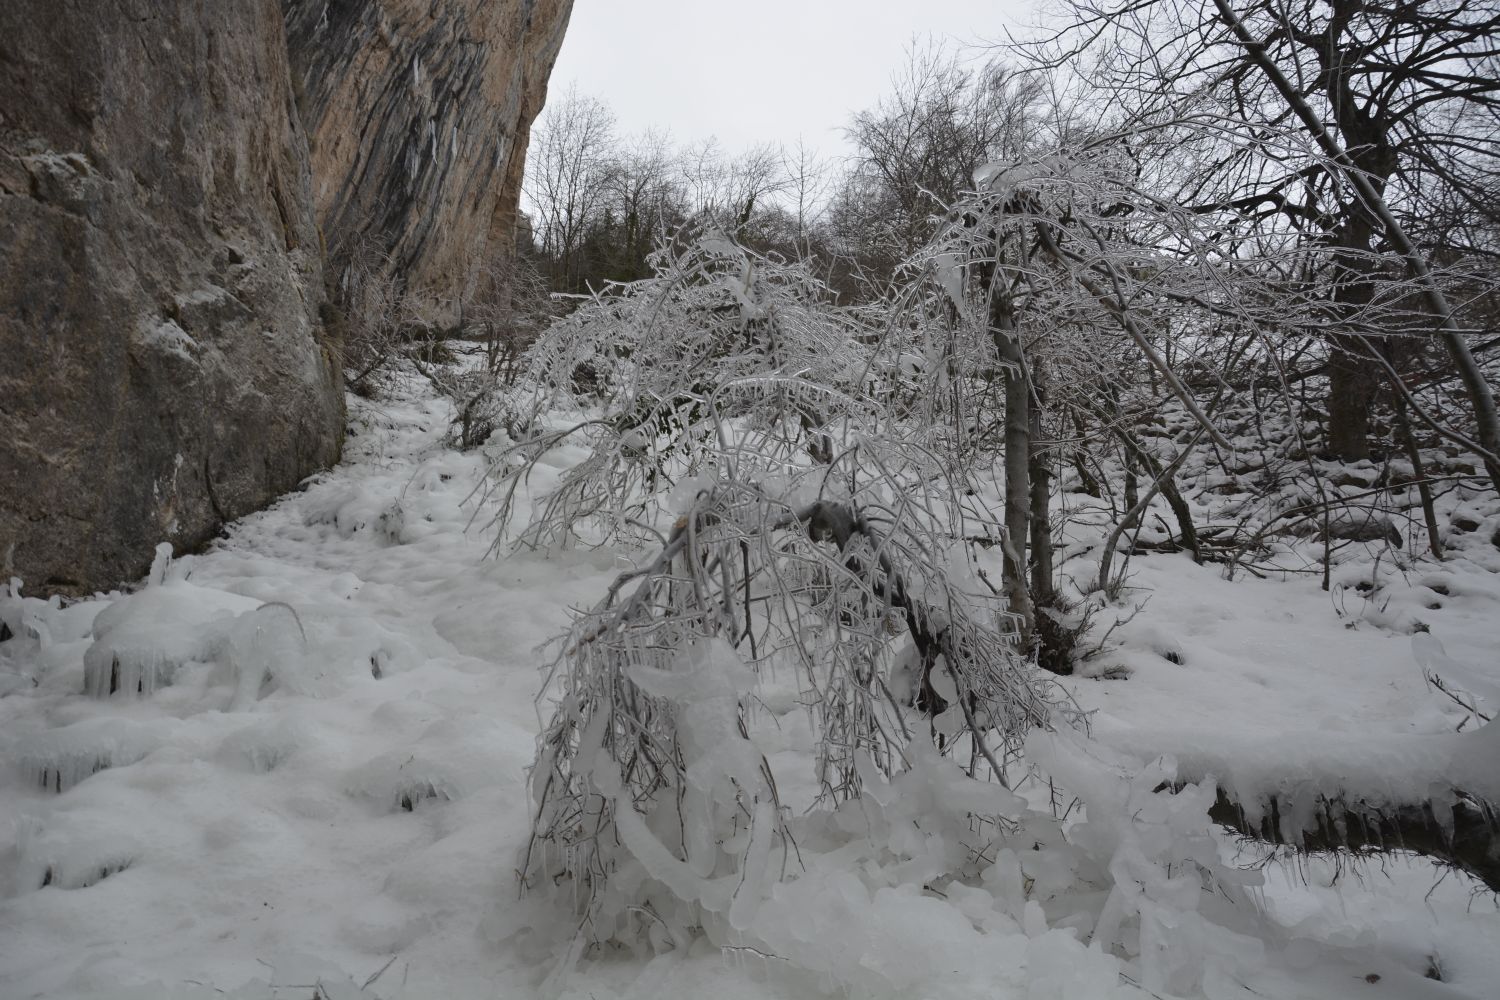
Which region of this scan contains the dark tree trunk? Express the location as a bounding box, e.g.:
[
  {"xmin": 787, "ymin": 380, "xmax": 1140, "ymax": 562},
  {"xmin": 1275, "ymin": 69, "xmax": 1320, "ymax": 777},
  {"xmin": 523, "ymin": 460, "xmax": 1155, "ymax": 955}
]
[
  {"xmin": 1324, "ymin": 233, "xmax": 1383, "ymax": 462},
  {"xmin": 1326, "ymin": 334, "xmax": 1379, "ymax": 461},
  {"xmin": 970, "ymin": 218, "xmax": 1035, "ymax": 646}
]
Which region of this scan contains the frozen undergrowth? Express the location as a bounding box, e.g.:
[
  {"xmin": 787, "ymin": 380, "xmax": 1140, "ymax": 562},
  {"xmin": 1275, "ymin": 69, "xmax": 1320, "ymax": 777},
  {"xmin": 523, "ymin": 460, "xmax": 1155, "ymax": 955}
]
[
  {"xmin": 1049, "ymin": 399, "xmax": 1500, "ymax": 641},
  {"xmin": 522, "ymin": 627, "xmax": 1274, "ymax": 998},
  {"xmin": 0, "ymin": 367, "xmax": 1496, "ymax": 999}
]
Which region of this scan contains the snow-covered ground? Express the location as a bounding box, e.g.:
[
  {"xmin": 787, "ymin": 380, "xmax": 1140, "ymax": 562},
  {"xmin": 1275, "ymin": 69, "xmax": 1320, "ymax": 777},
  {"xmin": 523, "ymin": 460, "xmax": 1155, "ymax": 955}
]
[
  {"xmin": 1056, "ymin": 534, "xmax": 1500, "ymax": 999},
  {"xmin": 2, "ymin": 372, "xmax": 1496, "ymax": 999}
]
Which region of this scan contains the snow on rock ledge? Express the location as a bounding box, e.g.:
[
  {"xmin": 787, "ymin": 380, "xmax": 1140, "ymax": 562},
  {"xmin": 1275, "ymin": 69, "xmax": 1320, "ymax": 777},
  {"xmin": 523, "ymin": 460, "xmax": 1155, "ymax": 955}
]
[
  {"xmin": 1100, "ymin": 700, "xmax": 1500, "ymax": 891},
  {"xmin": 1109, "ymin": 720, "xmax": 1498, "ymax": 835}
]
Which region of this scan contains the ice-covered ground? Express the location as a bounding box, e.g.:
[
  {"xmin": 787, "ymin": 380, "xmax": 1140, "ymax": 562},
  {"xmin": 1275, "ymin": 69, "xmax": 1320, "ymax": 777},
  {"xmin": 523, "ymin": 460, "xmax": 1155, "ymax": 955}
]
[{"xmin": 1, "ymin": 372, "xmax": 1496, "ymax": 999}]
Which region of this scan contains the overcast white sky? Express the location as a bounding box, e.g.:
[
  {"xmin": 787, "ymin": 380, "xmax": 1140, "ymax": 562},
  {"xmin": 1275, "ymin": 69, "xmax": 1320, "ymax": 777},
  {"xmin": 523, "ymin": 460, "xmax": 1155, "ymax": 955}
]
[{"xmin": 546, "ymin": 0, "xmax": 1038, "ymax": 161}]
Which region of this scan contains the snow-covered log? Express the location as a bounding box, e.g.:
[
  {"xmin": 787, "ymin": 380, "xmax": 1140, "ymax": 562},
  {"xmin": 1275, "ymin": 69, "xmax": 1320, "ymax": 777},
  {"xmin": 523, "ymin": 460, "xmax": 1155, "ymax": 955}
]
[
  {"xmin": 1206, "ymin": 779, "xmax": 1499, "ymax": 894},
  {"xmin": 1113, "ymin": 722, "xmax": 1500, "ymax": 892}
]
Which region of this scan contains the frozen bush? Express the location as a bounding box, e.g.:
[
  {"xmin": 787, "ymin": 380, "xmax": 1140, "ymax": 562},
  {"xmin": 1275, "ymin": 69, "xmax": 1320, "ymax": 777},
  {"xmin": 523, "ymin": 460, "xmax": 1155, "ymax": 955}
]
[
  {"xmin": 487, "ymin": 230, "xmax": 890, "ymax": 548},
  {"xmin": 225, "ymin": 603, "xmax": 310, "ymax": 710}
]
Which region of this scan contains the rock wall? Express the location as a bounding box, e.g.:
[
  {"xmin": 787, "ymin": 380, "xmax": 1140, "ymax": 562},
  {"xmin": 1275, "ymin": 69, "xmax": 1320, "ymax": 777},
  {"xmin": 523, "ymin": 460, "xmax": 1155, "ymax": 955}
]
[
  {"xmin": 283, "ymin": 0, "xmax": 575, "ymax": 326},
  {"xmin": 0, "ymin": 0, "xmax": 571, "ymax": 595},
  {"xmin": 0, "ymin": 0, "xmax": 344, "ymax": 594}
]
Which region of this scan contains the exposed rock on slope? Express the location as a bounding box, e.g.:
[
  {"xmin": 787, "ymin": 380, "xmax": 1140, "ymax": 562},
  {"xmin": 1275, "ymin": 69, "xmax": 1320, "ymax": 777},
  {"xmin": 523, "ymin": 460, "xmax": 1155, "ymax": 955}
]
[
  {"xmin": 283, "ymin": 0, "xmax": 574, "ymax": 326},
  {"xmin": 0, "ymin": 0, "xmax": 344, "ymax": 594}
]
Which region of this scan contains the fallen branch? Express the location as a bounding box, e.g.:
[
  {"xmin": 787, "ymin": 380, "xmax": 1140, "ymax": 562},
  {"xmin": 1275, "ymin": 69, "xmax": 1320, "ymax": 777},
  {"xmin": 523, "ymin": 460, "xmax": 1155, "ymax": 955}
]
[{"xmin": 1207, "ymin": 786, "xmax": 1500, "ymax": 894}]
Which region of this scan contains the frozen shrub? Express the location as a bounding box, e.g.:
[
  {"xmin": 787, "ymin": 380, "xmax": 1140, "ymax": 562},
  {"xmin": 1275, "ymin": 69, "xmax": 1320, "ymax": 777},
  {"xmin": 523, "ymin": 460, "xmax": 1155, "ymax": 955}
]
[{"xmin": 497, "ymin": 231, "xmax": 1281, "ymax": 997}]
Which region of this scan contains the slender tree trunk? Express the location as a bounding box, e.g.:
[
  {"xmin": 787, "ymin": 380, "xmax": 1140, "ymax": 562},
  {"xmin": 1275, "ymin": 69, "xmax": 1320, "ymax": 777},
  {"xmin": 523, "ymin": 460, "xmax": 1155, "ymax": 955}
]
[
  {"xmin": 1030, "ymin": 388, "xmax": 1073, "ymax": 674},
  {"xmin": 1397, "ymin": 399, "xmax": 1444, "ymax": 560},
  {"xmin": 988, "ymin": 280, "xmax": 1035, "ymax": 645},
  {"xmin": 1083, "ymin": 395, "xmax": 1202, "ymax": 562},
  {"xmin": 1070, "ymin": 410, "xmax": 1101, "ymax": 498},
  {"xmin": 1028, "ymin": 393, "xmax": 1054, "ymax": 605},
  {"xmin": 1115, "ymin": 428, "xmax": 1202, "ymax": 562}
]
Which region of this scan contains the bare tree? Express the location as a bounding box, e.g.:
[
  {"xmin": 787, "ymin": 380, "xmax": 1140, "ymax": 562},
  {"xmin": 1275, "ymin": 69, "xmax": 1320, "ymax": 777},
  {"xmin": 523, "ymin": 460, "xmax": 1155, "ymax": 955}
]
[
  {"xmin": 1209, "ymin": 0, "xmax": 1500, "ymax": 483},
  {"xmin": 334, "ymin": 238, "xmax": 413, "ymax": 394},
  {"xmin": 1020, "ymin": 0, "xmax": 1500, "ymax": 481},
  {"xmin": 599, "ymin": 128, "xmax": 681, "ymax": 282},
  {"xmin": 842, "ymin": 43, "xmax": 1048, "ymax": 272},
  {"xmin": 782, "ymin": 137, "xmax": 832, "ymax": 261},
  {"xmin": 677, "ymin": 137, "xmax": 787, "ymax": 230},
  {"xmin": 524, "ymin": 84, "xmax": 618, "ymax": 294}
]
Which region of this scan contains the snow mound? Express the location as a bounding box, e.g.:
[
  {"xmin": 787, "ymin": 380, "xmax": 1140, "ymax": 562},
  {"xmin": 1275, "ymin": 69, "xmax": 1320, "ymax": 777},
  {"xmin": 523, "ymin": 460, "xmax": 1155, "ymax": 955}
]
[
  {"xmin": 76, "ymin": 570, "xmax": 320, "ymax": 709},
  {"xmin": 13, "ymin": 823, "xmax": 139, "ymax": 893},
  {"xmin": 82, "ymin": 580, "xmax": 260, "ymax": 698},
  {"xmin": 1415, "ymin": 633, "xmax": 1500, "ymax": 712},
  {"xmin": 1, "ymin": 580, "xmax": 53, "ymax": 643},
  {"xmin": 215, "ymin": 716, "xmax": 308, "ymax": 774},
  {"xmin": 12, "ymin": 716, "xmax": 162, "ymax": 793},
  {"xmin": 0, "ymin": 579, "xmax": 107, "ymax": 694},
  {"xmin": 346, "ymin": 718, "xmax": 514, "ymax": 813},
  {"xmin": 347, "ymin": 751, "xmax": 464, "ymax": 813}
]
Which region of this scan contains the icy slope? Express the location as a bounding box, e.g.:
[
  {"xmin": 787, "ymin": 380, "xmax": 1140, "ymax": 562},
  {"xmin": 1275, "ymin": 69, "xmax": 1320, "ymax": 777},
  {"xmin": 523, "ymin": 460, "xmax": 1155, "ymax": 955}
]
[{"xmin": 0, "ymin": 384, "xmax": 631, "ymax": 998}]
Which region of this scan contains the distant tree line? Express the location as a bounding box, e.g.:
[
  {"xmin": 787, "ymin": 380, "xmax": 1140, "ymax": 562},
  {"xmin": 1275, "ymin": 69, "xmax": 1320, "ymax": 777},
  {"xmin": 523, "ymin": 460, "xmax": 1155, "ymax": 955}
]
[{"xmin": 525, "ymin": 12, "xmax": 1500, "ymax": 470}]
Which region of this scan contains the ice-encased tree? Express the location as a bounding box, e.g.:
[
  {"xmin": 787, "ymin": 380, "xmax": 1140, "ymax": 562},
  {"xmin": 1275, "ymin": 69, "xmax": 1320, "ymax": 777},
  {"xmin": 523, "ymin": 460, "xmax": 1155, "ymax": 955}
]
[
  {"xmin": 489, "ymin": 231, "xmax": 1082, "ymax": 947},
  {"xmin": 926, "ymin": 140, "xmax": 1500, "ymax": 890}
]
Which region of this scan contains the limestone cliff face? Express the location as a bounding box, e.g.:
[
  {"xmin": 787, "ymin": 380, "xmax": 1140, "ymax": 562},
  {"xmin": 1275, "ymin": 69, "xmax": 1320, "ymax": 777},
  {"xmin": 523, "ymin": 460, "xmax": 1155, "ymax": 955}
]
[
  {"xmin": 283, "ymin": 0, "xmax": 574, "ymax": 325},
  {"xmin": 0, "ymin": 0, "xmax": 570, "ymax": 595},
  {"xmin": 0, "ymin": 0, "xmax": 344, "ymax": 594}
]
